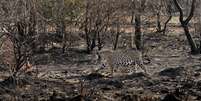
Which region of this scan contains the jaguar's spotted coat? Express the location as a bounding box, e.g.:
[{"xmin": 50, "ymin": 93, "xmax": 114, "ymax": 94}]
[{"xmin": 98, "ymin": 49, "xmax": 147, "ymax": 76}]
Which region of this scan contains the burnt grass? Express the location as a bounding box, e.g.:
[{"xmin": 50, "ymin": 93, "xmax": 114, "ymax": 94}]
[{"xmin": 0, "ymin": 30, "xmax": 201, "ymax": 101}]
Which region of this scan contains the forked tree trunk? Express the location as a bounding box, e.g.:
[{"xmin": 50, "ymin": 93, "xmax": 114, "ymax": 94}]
[
  {"xmin": 162, "ymin": 15, "xmax": 172, "ymax": 34},
  {"xmin": 157, "ymin": 15, "xmax": 172, "ymax": 34},
  {"xmin": 173, "ymin": 0, "xmax": 199, "ymax": 54}
]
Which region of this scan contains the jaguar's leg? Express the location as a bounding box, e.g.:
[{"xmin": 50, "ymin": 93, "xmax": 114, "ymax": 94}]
[
  {"xmin": 139, "ymin": 63, "xmax": 148, "ymax": 74},
  {"xmin": 134, "ymin": 63, "xmax": 138, "ymax": 73}
]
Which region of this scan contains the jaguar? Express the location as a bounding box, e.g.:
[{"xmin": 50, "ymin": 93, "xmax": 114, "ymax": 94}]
[{"xmin": 97, "ymin": 49, "xmax": 148, "ymax": 76}]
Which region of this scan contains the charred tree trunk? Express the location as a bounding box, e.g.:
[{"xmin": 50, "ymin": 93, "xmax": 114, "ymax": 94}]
[
  {"xmin": 90, "ymin": 31, "xmax": 97, "ymax": 51},
  {"xmin": 199, "ymin": 17, "xmax": 201, "ymax": 53},
  {"xmin": 113, "ymin": 32, "xmax": 120, "ymax": 50},
  {"xmin": 97, "ymin": 31, "xmax": 102, "ymax": 51},
  {"xmin": 156, "ymin": 15, "xmax": 172, "ymax": 34},
  {"xmin": 135, "ymin": 14, "xmax": 143, "ymax": 50},
  {"xmin": 85, "ymin": 28, "xmax": 91, "ymax": 54},
  {"xmin": 182, "ymin": 24, "xmax": 198, "ymax": 53},
  {"xmin": 62, "ymin": 33, "xmax": 66, "ymax": 53},
  {"xmin": 200, "ymin": 29, "xmax": 201, "ymax": 53},
  {"xmin": 161, "ymin": 3, "xmax": 173, "ymax": 35},
  {"xmin": 84, "ymin": 1, "xmax": 92, "ymax": 54},
  {"xmin": 173, "ymin": 0, "xmax": 199, "ymax": 54},
  {"xmin": 61, "ymin": 21, "xmax": 66, "ymax": 53},
  {"xmin": 13, "ymin": 22, "xmax": 28, "ymax": 75},
  {"xmin": 156, "ymin": 12, "xmax": 162, "ymax": 32},
  {"xmin": 162, "ymin": 15, "xmax": 172, "ymax": 34},
  {"xmin": 113, "ymin": 22, "xmax": 121, "ymax": 50}
]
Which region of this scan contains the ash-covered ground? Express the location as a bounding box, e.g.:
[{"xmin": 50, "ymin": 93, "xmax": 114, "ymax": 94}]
[{"xmin": 0, "ymin": 29, "xmax": 201, "ymax": 101}]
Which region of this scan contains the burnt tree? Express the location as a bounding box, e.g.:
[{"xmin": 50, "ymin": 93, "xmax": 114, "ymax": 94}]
[{"xmin": 173, "ymin": 0, "xmax": 199, "ymax": 54}]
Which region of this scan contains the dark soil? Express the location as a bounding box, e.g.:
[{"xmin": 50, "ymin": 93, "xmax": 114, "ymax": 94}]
[{"xmin": 0, "ymin": 30, "xmax": 201, "ymax": 101}]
